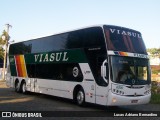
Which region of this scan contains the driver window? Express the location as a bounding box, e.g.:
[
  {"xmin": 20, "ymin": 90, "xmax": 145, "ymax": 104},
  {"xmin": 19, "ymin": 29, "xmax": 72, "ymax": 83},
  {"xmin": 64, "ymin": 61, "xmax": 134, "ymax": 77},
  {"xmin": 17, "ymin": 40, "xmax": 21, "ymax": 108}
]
[{"xmin": 116, "ymin": 66, "xmax": 134, "ymax": 83}]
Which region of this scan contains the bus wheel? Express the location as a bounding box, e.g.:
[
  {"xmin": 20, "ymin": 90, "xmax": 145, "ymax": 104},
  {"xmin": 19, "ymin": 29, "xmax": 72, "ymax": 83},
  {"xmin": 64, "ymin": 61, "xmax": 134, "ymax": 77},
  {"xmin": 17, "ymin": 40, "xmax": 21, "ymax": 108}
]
[
  {"xmin": 21, "ymin": 82, "xmax": 27, "ymax": 94},
  {"xmin": 15, "ymin": 82, "xmax": 19, "ymax": 93},
  {"xmin": 76, "ymin": 89, "xmax": 85, "ymax": 106}
]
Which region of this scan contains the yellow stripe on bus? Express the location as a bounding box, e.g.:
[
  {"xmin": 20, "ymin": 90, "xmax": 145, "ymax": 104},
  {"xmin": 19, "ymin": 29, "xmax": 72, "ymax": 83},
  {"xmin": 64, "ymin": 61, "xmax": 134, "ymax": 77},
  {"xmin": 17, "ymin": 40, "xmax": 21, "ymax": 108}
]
[{"xmin": 19, "ymin": 55, "xmax": 28, "ymax": 77}]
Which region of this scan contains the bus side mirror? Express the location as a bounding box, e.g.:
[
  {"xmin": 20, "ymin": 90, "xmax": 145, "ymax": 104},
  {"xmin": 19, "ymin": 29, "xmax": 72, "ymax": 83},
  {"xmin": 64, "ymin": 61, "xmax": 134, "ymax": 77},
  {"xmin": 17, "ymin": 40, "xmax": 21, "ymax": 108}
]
[
  {"xmin": 101, "ymin": 65, "xmax": 106, "ymax": 77},
  {"xmin": 101, "ymin": 60, "xmax": 108, "ymax": 84}
]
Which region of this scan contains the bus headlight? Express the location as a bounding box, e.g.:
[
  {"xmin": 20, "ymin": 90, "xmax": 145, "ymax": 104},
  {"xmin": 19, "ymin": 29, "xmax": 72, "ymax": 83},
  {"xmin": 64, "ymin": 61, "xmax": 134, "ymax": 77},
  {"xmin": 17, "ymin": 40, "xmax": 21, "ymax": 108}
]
[
  {"xmin": 112, "ymin": 89, "xmax": 124, "ymax": 95},
  {"xmin": 112, "ymin": 98, "xmax": 117, "ymax": 103}
]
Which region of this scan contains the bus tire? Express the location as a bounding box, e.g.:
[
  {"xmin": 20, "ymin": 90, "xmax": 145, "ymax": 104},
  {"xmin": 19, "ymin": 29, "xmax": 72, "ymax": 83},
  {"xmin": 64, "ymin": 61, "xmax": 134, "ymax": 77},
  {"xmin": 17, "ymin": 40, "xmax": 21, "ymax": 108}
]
[
  {"xmin": 76, "ymin": 88, "xmax": 85, "ymax": 106},
  {"xmin": 15, "ymin": 81, "xmax": 20, "ymax": 93},
  {"xmin": 20, "ymin": 81, "xmax": 27, "ymax": 94}
]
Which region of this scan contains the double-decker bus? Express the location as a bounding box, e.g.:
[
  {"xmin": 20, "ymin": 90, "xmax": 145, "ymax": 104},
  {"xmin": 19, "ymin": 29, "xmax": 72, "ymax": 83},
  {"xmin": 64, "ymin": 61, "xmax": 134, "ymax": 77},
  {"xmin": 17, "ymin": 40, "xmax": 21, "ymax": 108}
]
[{"xmin": 6, "ymin": 25, "xmax": 151, "ymax": 106}]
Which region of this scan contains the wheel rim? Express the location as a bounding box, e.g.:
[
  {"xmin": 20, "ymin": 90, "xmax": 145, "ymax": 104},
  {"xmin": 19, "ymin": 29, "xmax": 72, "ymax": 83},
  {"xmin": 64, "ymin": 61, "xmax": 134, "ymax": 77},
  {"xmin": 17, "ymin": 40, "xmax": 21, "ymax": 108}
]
[
  {"xmin": 22, "ymin": 83, "xmax": 26, "ymax": 93},
  {"xmin": 77, "ymin": 91, "xmax": 84, "ymax": 105}
]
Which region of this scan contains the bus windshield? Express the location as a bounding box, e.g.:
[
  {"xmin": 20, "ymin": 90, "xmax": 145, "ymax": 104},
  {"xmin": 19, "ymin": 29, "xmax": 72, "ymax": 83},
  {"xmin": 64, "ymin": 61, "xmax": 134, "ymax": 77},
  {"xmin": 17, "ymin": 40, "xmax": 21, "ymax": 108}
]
[
  {"xmin": 111, "ymin": 56, "xmax": 151, "ymax": 85},
  {"xmin": 104, "ymin": 25, "xmax": 147, "ymax": 54}
]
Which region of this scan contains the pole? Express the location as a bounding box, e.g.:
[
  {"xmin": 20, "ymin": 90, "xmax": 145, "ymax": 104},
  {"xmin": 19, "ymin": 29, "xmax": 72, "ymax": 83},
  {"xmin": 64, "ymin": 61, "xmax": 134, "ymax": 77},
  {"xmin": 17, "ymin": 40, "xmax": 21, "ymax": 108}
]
[{"xmin": 2, "ymin": 24, "xmax": 12, "ymax": 80}]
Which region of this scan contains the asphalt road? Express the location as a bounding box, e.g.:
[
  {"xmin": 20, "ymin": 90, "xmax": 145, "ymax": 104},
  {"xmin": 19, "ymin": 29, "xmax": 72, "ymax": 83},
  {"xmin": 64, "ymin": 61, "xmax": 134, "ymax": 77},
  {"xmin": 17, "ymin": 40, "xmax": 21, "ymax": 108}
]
[{"xmin": 0, "ymin": 81, "xmax": 159, "ymax": 120}]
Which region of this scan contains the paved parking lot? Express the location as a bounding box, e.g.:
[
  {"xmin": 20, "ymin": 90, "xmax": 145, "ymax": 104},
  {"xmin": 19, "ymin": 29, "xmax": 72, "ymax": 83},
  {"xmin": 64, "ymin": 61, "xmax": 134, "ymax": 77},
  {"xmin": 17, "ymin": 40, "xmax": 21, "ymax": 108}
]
[{"xmin": 0, "ymin": 81, "xmax": 159, "ymax": 120}]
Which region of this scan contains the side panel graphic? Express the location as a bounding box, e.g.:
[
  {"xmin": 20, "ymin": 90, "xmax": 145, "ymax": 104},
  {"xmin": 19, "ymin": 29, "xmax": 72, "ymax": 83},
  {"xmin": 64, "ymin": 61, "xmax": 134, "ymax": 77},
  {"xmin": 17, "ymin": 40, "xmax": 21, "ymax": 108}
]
[{"xmin": 15, "ymin": 55, "xmax": 28, "ymax": 77}]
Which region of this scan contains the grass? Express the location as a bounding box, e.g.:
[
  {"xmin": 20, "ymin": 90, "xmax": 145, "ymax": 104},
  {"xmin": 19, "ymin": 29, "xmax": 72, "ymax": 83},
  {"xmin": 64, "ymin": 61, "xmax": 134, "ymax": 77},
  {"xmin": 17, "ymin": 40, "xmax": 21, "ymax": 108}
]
[{"xmin": 150, "ymin": 93, "xmax": 160, "ymax": 104}]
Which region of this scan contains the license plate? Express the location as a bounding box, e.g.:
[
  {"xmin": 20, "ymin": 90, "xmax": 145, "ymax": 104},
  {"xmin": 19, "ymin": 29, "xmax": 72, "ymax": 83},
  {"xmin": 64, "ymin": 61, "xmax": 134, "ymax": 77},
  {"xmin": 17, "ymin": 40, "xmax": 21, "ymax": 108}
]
[{"xmin": 131, "ymin": 100, "xmax": 138, "ymax": 103}]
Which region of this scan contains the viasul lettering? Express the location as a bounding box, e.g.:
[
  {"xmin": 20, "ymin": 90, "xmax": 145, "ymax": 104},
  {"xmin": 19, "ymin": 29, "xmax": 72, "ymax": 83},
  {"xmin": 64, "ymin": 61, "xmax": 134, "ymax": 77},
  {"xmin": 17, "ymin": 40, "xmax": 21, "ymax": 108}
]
[
  {"xmin": 110, "ymin": 28, "xmax": 142, "ymax": 38},
  {"xmin": 34, "ymin": 52, "xmax": 69, "ymax": 63}
]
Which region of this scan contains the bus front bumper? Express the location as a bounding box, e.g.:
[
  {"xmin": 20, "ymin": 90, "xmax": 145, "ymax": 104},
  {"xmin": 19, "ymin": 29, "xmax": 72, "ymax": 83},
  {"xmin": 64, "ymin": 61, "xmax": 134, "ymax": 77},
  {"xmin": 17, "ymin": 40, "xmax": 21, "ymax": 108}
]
[{"xmin": 107, "ymin": 93, "xmax": 151, "ymax": 106}]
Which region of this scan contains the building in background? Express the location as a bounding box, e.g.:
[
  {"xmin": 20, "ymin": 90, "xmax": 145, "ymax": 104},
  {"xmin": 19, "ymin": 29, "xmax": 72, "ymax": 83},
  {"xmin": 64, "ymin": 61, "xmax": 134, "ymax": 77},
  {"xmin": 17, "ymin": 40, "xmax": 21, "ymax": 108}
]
[
  {"xmin": 148, "ymin": 52, "xmax": 160, "ymax": 82},
  {"xmin": 148, "ymin": 52, "xmax": 160, "ymax": 65}
]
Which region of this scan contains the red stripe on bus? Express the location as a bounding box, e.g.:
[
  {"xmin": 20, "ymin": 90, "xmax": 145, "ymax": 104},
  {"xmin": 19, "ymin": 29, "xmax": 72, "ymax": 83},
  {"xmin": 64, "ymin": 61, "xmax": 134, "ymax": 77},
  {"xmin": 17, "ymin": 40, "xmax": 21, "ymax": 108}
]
[{"xmin": 15, "ymin": 55, "xmax": 23, "ymax": 77}]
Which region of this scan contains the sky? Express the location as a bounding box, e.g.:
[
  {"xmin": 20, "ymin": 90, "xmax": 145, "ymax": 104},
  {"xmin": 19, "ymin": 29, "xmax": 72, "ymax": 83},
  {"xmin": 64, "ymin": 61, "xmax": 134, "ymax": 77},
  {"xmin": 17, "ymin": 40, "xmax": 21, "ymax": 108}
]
[{"xmin": 0, "ymin": 0, "xmax": 160, "ymax": 48}]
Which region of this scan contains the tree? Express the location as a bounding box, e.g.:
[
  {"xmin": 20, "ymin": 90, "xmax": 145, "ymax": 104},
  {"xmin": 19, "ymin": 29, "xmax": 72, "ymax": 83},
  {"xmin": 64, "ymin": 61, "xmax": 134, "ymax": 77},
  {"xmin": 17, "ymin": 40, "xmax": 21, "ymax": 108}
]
[
  {"xmin": 147, "ymin": 48, "xmax": 160, "ymax": 58},
  {"xmin": 0, "ymin": 30, "xmax": 7, "ymax": 59}
]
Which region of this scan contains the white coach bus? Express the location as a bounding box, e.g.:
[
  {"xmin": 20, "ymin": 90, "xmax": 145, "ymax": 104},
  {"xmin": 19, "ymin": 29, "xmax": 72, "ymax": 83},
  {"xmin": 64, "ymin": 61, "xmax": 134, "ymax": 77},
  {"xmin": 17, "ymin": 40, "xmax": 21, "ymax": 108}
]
[{"xmin": 6, "ymin": 25, "xmax": 151, "ymax": 106}]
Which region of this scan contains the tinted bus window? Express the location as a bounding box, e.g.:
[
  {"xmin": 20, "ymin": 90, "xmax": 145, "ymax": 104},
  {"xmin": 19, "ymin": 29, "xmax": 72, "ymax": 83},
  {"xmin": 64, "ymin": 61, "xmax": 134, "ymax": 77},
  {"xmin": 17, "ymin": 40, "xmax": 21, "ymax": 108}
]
[
  {"xmin": 83, "ymin": 27, "xmax": 105, "ymax": 48},
  {"xmin": 66, "ymin": 27, "xmax": 105, "ymax": 49},
  {"xmin": 9, "ymin": 42, "xmax": 32, "ymax": 55},
  {"xmin": 66, "ymin": 30, "xmax": 84, "ymax": 49},
  {"xmin": 9, "ymin": 27, "xmax": 105, "ymax": 55},
  {"xmin": 104, "ymin": 25, "xmax": 147, "ymax": 54}
]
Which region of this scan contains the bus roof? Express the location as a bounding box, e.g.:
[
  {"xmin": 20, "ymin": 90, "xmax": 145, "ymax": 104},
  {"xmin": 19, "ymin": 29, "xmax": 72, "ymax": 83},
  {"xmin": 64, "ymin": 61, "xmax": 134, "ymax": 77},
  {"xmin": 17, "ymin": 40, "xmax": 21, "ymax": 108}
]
[{"xmin": 11, "ymin": 24, "xmax": 141, "ymax": 44}]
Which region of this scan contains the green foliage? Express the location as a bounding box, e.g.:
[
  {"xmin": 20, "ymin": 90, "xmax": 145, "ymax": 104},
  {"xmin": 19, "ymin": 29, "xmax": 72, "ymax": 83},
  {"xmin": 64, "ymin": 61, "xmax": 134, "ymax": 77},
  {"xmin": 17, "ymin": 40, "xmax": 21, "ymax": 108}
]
[
  {"xmin": 0, "ymin": 30, "xmax": 7, "ymax": 59},
  {"xmin": 152, "ymin": 81, "xmax": 158, "ymax": 86},
  {"xmin": 0, "ymin": 48, "xmax": 4, "ymax": 59},
  {"xmin": 152, "ymin": 70, "xmax": 159, "ymax": 74},
  {"xmin": 147, "ymin": 48, "xmax": 160, "ymax": 58},
  {"xmin": 150, "ymin": 93, "xmax": 160, "ymax": 104},
  {"xmin": 150, "ymin": 81, "xmax": 160, "ymax": 104}
]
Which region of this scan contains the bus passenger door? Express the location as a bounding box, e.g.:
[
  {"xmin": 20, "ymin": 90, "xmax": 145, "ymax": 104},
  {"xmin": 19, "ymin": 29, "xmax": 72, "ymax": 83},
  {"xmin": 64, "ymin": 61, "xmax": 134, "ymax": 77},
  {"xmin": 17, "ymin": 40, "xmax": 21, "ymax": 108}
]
[{"xmin": 96, "ymin": 82, "xmax": 109, "ymax": 105}]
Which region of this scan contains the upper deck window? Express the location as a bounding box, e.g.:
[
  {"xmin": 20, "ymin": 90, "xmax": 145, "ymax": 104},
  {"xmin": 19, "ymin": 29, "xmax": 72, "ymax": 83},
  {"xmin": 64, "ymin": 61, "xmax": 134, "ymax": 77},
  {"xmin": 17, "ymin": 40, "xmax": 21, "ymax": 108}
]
[{"xmin": 9, "ymin": 27, "xmax": 105, "ymax": 55}]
